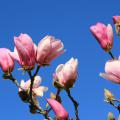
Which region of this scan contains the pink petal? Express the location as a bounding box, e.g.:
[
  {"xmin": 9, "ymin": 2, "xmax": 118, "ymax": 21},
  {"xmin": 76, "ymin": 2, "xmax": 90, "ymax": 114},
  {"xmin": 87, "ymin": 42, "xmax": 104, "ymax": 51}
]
[
  {"xmin": 45, "ymin": 50, "xmax": 64, "ymax": 63},
  {"xmin": 105, "ymin": 60, "xmax": 120, "ymax": 79},
  {"xmin": 14, "ymin": 39, "xmax": 30, "ymax": 66},
  {"xmin": 33, "ymin": 76, "xmax": 42, "ymax": 88},
  {"xmin": 100, "ymin": 73, "xmax": 120, "ymax": 84},
  {"xmin": 107, "ymin": 24, "xmax": 113, "ymax": 43},
  {"xmin": 33, "ymin": 86, "xmax": 48, "ymax": 97},
  {"xmin": 0, "ymin": 48, "xmax": 14, "ymax": 72}
]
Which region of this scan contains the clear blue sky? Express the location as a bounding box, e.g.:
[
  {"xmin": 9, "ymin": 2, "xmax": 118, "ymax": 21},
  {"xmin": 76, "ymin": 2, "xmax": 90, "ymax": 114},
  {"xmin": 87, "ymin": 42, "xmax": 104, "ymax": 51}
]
[{"xmin": 0, "ymin": 0, "xmax": 120, "ymax": 120}]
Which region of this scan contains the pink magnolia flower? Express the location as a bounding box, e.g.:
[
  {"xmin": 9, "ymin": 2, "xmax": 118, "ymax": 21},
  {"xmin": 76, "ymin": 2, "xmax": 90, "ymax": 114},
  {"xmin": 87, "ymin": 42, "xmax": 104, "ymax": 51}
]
[
  {"xmin": 112, "ymin": 16, "xmax": 120, "ymax": 35},
  {"xmin": 90, "ymin": 23, "xmax": 113, "ymax": 52},
  {"xmin": 0, "ymin": 48, "xmax": 14, "ymax": 73},
  {"xmin": 53, "ymin": 58, "xmax": 78, "ymax": 89},
  {"xmin": 36, "ymin": 36, "xmax": 64, "ymax": 66},
  {"xmin": 100, "ymin": 57, "xmax": 120, "ymax": 84},
  {"xmin": 46, "ymin": 99, "xmax": 69, "ymax": 120},
  {"xmin": 11, "ymin": 33, "xmax": 36, "ymax": 70},
  {"xmin": 19, "ymin": 76, "xmax": 48, "ymax": 97}
]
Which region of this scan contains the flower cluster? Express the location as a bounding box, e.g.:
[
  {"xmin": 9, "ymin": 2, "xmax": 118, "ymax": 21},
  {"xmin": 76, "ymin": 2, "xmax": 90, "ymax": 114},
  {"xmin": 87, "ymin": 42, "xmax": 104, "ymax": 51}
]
[
  {"xmin": 90, "ymin": 15, "xmax": 120, "ymax": 119},
  {"xmin": 0, "ymin": 33, "xmax": 79, "ymax": 120}
]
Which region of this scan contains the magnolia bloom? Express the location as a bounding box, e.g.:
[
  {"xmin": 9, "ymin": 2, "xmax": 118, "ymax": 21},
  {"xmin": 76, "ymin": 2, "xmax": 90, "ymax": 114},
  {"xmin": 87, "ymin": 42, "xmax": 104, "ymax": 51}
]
[
  {"xmin": 100, "ymin": 58, "xmax": 120, "ymax": 84},
  {"xmin": 53, "ymin": 58, "xmax": 78, "ymax": 89},
  {"xmin": 0, "ymin": 48, "xmax": 14, "ymax": 73},
  {"xmin": 11, "ymin": 33, "xmax": 36, "ymax": 70},
  {"xmin": 112, "ymin": 16, "xmax": 120, "ymax": 35},
  {"xmin": 90, "ymin": 22, "xmax": 113, "ymax": 52},
  {"xmin": 36, "ymin": 36, "xmax": 64, "ymax": 66},
  {"xmin": 46, "ymin": 99, "xmax": 69, "ymax": 120},
  {"xmin": 19, "ymin": 76, "xmax": 48, "ymax": 101}
]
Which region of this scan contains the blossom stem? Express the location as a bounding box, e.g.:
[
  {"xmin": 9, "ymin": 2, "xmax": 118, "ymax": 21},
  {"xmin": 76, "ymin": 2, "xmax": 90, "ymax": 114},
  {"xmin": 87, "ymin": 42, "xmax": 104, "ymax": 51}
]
[
  {"xmin": 27, "ymin": 66, "xmax": 51, "ymax": 119},
  {"xmin": 27, "ymin": 66, "xmax": 52, "ymax": 119},
  {"xmin": 28, "ymin": 71, "xmax": 34, "ymax": 103},
  {"xmin": 56, "ymin": 88, "xmax": 61, "ymax": 100},
  {"xmin": 28, "ymin": 66, "xmax": 40, "ymax": 103},
  {"xmin": 113, "ymin": 99, "xmax": 120, "ymax": 102},
  {"xmin": 10, "ymin": 75, "xmax": 20, "ymax": 88},
  {"xmin": 108, "ymin": 51, "xmax": 115, "ymax": 59},
  {"xmin": 109, "ymin": 101, "xmax": 120, "ymax": 113},
  {"xmin": 5, "ymin": 73, "xmax": 24, "ymax": 90},
  {"xmin": 33, "ymin": 65, "xmax": 40, "ymax": 77},
  {"xmin": 66, "ymin": 89, "xmax": 79, "ymax": 120}
]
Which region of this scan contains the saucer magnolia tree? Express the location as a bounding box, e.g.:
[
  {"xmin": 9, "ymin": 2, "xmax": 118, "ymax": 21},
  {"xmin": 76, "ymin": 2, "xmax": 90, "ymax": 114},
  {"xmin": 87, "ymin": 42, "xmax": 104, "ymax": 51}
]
[
  {"xmin": 90, "ymin": 15, "xmax": 120, "ymax": 120},
  {"xmin": 0, "ymin": 34, "xmax": 79, "ymax": 120}
]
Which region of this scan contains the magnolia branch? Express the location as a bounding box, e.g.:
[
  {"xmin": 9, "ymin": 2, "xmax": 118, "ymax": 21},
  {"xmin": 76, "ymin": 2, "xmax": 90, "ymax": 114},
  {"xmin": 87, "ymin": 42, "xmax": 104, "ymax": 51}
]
[
  {"xmin": 0, "ymin": 33, "xmax": 80, "ymax": 120},
  {"xmin": 5, "ymin": 72, "xmax": 52, "ymax": 119},
  {"xmin": 66, "ymin": 89, "xmax": 79, "ymax": 120},
  {"xmin": 28, "ymin": 66, "xmax": 40, "ymax": 103},
  {"xmin": 108, "ymin": 51, "xmax": 115, "ymax": 59},
  {"xmin": 109, "ymin": 101, "xmax": 120, "ymax": 113}
]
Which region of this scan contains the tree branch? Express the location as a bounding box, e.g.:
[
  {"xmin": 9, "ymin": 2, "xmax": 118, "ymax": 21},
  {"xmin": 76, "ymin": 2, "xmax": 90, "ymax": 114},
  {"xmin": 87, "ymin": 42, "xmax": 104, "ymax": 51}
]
[{"xmin": 66, "ymin": 89, "xmax": 79, "ymax": 120}]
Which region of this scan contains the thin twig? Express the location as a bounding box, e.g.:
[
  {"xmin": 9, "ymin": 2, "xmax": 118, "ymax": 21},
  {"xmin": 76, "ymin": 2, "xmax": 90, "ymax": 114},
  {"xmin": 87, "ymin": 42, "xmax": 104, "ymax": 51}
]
[
  {"xmin": 109, "ymin": 101, "xmax": 120, "ymax": 113},
  {"xmin": 108, "ymin": 51, "xmax": 115, "ymax": 59},
  {"xmin": 27, "ymin": 66, "xmax": 51, "ymax": 119},
  {"xmin": 66, "ymin": 89, "xmax": 79, "ymax": 120},
  {"xmin": 33, "ymin": 66, "xmax": 40, "ymax": 77},
  {"xmin": 7, "ymin": 73, "xmax": 24, "ymax": 91},
  {"xmin": 109, "ymin": 101, "xmax": 118, "ymax": 109},
  {"xmin": 113, "ymin": 99, "xmax": 120, "ymax": 102},
  {"xmin": 56, "ymin": 88, "xmax": 61, "ymax": 100},
  {"xmin": 28, "ymin": 66, "xmax": 40, "ymax": 103},
  {"xmin": 28, "ymin": 70, "xmax": 34, "ymax": 103}
]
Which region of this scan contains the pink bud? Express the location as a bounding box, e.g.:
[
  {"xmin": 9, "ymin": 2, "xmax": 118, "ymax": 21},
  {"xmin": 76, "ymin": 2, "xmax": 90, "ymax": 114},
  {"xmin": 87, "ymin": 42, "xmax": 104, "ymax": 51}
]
[
  {"xmin": 46, "ymin": 99, "xmax": 69, "ymax": 120},
  {"xmin": 36, "ymin": 36, "xmax": 64, "ymax": 66},
  {"xmin": 100, "ymin": 58, "xmax": 120, "ymax": 84},
  {"xmin": 0, "ymin": 48, "xmax": 14, "ymax": 73},
  {"xmin": 112, "ymin": 16, "xmax": 120, "ymax": 24},
  {"xmin": 112, "ymin": 16, "xmax": 120, "ymax": 35},
  {"xmin": 13, "ymin": 33, "xmax": 36, "ymax": 70},
  {"xmin": 90, "ymin": 23, "xmax": 113, "ymax": 52},
  {"xmin": 54, "ymin": 58, "xmax": 78, "ymax": 89}
]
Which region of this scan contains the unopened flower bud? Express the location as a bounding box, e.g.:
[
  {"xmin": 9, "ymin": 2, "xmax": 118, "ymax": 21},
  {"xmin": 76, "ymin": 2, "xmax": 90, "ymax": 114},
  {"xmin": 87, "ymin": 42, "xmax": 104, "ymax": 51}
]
[
  {"xmin": 104, "ymin": 89, "xmax": 114, "ymax": 102},
  {"xmin": 118, "ymin": 115, "xmax": 120, "ymax": 120},
  {"xmin": 46, "ymin": 99, "xmax": 69, "ymax": 120},
  {"xmin": 0, "ymin": 48, "xmax": 14, "ymax": 73},
  {"xmin": 112, "ymin": 16, "xmax": 120, "ymax": 35},
  {"xmin": 90, "ymin": 23, "xmax": 113, "ymax": 52},
  {"xmin": 108, "ymin": 112, "xmax": 115, "ymax": 120}
]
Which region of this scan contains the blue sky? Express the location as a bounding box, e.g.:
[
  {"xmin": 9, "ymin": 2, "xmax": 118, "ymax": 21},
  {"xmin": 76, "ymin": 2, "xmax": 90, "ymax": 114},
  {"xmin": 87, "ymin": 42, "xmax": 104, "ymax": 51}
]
[{"xmin": 0, "ymin": 0, "xmax": 120, "ymax": 119}]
